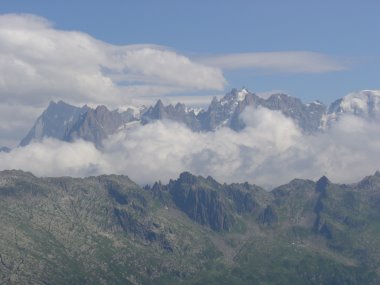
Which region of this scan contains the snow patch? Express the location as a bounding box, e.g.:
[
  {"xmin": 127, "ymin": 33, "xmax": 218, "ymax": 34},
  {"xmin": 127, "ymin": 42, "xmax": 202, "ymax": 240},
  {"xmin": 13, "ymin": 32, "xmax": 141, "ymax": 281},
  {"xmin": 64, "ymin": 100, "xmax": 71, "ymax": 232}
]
[
  {"xmin": 185, "ymin": 107, "xmax": 203, "ymax": 116},
  {"xmin": 237, "ymin": 88, "xmax": 249, "ymax": 102},
  {"xmin": 117, "ymin": 120, "xmax": 141, "ymax": 131},
  {"xmin": 220, "ymin": 99, "xmax": 228, "ymax": 106},
  {"xmin": 340, "ymin": 90, "xmax": 380, "ymax": 115}
]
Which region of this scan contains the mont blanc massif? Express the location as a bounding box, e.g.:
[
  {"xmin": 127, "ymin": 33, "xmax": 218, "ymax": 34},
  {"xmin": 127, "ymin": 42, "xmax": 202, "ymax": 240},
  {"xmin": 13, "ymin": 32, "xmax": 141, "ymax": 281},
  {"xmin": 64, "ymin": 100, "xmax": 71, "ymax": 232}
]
[{"xmin": 2, "ymin": 88, "xmax": 380, "ymax": 284}]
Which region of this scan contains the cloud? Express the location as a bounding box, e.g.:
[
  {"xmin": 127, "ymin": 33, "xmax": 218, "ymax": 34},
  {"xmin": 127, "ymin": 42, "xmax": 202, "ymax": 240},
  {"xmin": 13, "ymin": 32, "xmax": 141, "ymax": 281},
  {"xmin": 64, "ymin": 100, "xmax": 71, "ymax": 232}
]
[
  {"xmin": 0, "ymin": 103, "xmax": 43, "ymax": 147},
  {"xmin": 0, "ymin": 14, "xmax": 373, "ymax": 185},
  {"xmin": 0, "ymin": 138, "xmax": 106, "ymax": 177},
  {"xmin": 0, "ymin": 13, "xmax": 226, "ymax": 146},
  {"xmin": 0, "ymin": 14, "xmax": 226, "ymax": 107},
  {"xmin": 1, "ymin": 108, "xmax": 380, "ymax": 189},
  {"xmin": 199, "ymin": 52, "xmax": 346, "ymax": 73}
]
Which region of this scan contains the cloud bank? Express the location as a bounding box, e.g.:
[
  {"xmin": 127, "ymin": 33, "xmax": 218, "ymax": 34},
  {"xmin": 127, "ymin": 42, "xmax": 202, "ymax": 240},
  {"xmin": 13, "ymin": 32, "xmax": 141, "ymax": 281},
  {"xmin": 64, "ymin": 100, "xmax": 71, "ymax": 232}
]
[
  {"xmin": 1, "ymin": 108, "xmax": 379, "ymax": 189},
  {"xmin": 0, "ymin": 14, "xmax": 225, "ymax": 107},
  {"xmin": 200, "ymin": 52, "xmax": 346, "ymax": 73}
]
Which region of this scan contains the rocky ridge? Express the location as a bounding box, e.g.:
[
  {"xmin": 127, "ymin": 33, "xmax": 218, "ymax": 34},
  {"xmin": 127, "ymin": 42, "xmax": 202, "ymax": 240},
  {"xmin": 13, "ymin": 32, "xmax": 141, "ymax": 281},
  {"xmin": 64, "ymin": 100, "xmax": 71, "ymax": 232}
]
[
  {"xmin": 18, "ymin": 88, "xmax": 380, "ymax": 148},
  {"xmin": 1, "ymin": 170, "xmax": 380, "ymax": 284}
]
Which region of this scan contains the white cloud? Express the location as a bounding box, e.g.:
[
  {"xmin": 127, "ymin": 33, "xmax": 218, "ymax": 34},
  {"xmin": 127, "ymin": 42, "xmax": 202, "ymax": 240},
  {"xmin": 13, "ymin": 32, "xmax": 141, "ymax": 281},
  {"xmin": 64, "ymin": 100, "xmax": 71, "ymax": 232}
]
[
  {"xmin": 0, "ymin": 103, "xmax": 43, "ymax": 147},
  {"xmin": 0, "ymin": 13, "xmax": 226, "ymax": 146},
  {"xmin": 0, "ymin": 14, "xmax": 226, "ymax": 107},
  {"xmin": 199, "ymin": 52, "xmax": 346, "ymax": 73},
  {"xmin": 112, "ymin": 46, "xmax": 226, "ymax": 90},
  {"xmin": 1, "ymin": 108, "xmax": 379, "ymax": 189},
  {"xmin": 0, "ymin": 138, "xmax": 107, "ymax": 177}
]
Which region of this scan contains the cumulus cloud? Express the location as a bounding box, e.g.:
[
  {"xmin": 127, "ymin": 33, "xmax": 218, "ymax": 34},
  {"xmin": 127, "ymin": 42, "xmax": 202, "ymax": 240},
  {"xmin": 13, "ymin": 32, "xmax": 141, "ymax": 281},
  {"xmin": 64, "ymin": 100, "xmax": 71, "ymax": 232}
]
[
  {"xmin": 0, "ymin": 13, "xmax": 226, "ymax": 146},
  {"xmin": 199, "ymin": 52, "xmax": 346, "ymax": 73},
  {"xmin": 1, "ymin": 107, "xmax": 379, "ymax": 189},
  {"xmin": 0, "ymin": 14, "xmax": 226, "ymax": 107}
]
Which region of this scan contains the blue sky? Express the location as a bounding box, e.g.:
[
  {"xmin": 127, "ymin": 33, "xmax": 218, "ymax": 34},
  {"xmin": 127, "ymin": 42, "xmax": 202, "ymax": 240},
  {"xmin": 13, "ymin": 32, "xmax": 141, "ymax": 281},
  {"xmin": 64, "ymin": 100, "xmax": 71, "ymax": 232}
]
[{"xmin": 0, "ymin": 0, "xmax": 379, "ymax": 104}]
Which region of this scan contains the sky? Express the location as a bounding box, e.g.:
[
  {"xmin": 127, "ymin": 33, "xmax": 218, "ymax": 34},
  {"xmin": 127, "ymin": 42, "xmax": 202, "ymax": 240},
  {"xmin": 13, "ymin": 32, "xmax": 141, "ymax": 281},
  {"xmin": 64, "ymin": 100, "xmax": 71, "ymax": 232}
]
[
  {"xmin": 0, "ymin": 0, "xmax": 379, "ymax": 104},
  {"xmin": 0, "ymin": 1, "xmax": 380, "ymax": 187}
]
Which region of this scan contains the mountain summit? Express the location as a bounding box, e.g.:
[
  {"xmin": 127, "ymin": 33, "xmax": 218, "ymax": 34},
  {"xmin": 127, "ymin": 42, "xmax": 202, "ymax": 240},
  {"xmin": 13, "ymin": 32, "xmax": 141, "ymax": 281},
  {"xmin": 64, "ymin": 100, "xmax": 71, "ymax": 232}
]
[
  {"xmin": 18, "ymin": 88, "xmax": 380, "ymax": 148},
  {"xmin": 19, "ymin": 101, "xmax": 138, "ymax": 148},
  {"xmin": 327, "ymin": 90, "xmax": 380, "ymax": 123},
  {"xmin": 19, "ymin": 101, "xmax": 90, "ymax": 147}
]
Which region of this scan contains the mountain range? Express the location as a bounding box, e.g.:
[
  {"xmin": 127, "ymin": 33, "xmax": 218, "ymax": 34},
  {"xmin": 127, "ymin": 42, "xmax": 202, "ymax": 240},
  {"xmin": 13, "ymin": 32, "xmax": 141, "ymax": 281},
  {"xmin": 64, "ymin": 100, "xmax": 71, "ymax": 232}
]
[
  {"xmin": 16, "ymin": 88, "xmax": 380, "ymax": 149},
  {"xmin": 3, "ymin": 88, "xmax": 380, "ymax": 284},
  {"xmin": 1, "ymin": 170, "xmax": 380, "ymax": 284}
]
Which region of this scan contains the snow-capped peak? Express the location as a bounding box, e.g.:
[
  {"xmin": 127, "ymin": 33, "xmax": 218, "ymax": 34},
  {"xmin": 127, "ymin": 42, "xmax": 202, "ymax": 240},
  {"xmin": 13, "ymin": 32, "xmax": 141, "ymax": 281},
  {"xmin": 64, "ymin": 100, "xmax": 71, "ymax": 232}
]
[
  {"xmin": 325, "ymin": 90, "xmax": 380, "ymax": 125},
  {"xmin": 340, "ymin": 90, "xmax": 380, "ymax": 114},
  {"xmin": 237, "ymin": 88, "xmax": 249, "ymax": 102}
]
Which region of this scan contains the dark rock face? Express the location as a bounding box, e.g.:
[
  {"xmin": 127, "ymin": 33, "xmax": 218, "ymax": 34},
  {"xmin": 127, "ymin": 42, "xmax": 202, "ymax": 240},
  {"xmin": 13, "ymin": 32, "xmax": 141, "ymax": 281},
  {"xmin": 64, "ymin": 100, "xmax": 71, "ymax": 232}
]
[
  {"xmin": 257, "ymin": 205, "xmax": 278, "ymax": 226},
  {"xmin": 146, "ymin": 174, "xmax": 268, "ymax": 231},
  {"xmin": 314, "ymin": 176, "xmax": 330, "ymax": 215},
  {"xmin": 224, "ymin": 184, "xmax": 258, "ymax": 214},
  {"xmin": 169, "ymin": 172, "xmax": 234, "ymax": 231},
  {"xmin": 313, "ymin": 176, "xmax": 332, "ymax": 238},
  {"xmin": 316, "ymin": 176, "xmax": 330, "ymax": 197},
  {"xmin": 107, "ymin": 185, "xmax": 129, "ymax": 205},
  {"xmin": 313, "ymin": 216, "xmax": 333, "ymax": 239},
  {"xmin": 171, "ymin": 186, "xmax": 233, "ymax": 231},
  {"xmin": 147, "ymin": 181, "xmax": 170, "ymax": 204},
  {"xmin": 113, "ymin": 208, "xmax": 173, "ymax": 252}
]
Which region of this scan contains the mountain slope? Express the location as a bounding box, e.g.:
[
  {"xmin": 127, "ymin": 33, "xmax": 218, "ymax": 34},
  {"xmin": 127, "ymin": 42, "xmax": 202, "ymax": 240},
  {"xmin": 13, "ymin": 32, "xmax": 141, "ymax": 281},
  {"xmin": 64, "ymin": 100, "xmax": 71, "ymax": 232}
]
[
  {"xmin": 19, "ymin": 101, "xmax": 90, "ymax": 146},
  {"xmin": 64, "ymin": 105, "xmax": 137, "ymax": 148},
  {"xmin": 19, "ymin": 102, "xmax": 138, "ymax": 148},
  {"xmin": 1, "ymin": 170, "xmax": 380, "ymax": 284}
]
